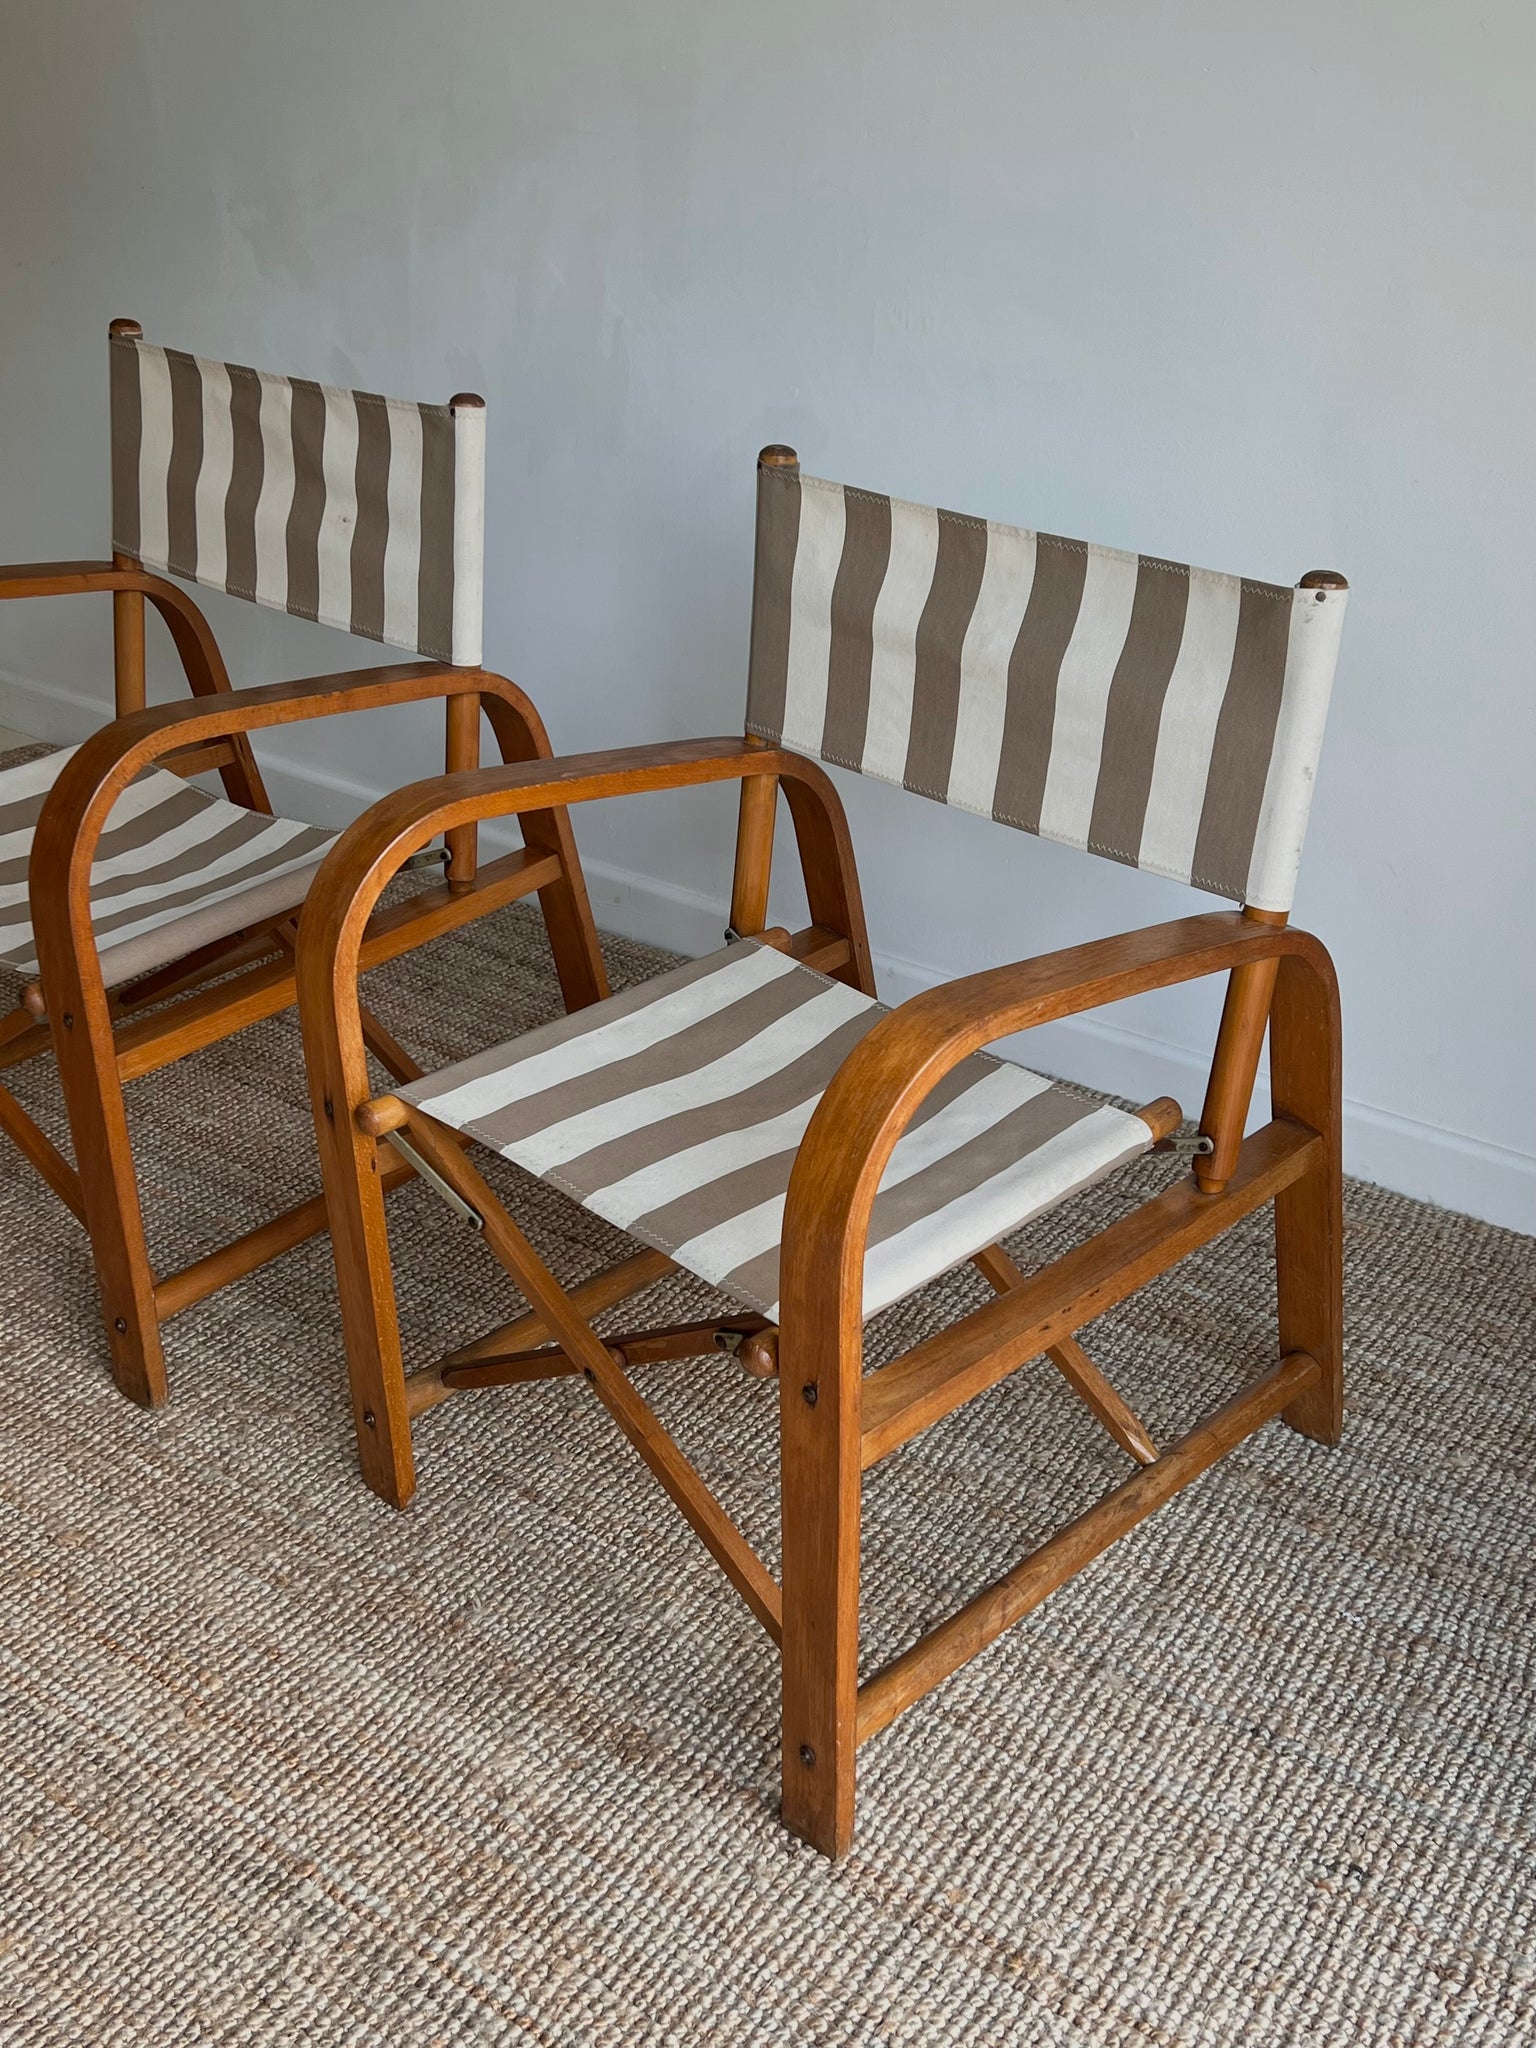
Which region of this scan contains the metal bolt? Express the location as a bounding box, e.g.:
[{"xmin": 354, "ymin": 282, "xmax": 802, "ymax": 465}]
[
  {"xmin": 113, "ymin": 1317, "xmax": 127, "ymax": 1334},
  {"xmin": 362, "ymin": 1408, "xmax": 376, "ymax": 1429},
  {"xmin": 799, "ymin": 1743, "xmax": 816, "ymax": 1767},
  {"xmin": 801, "ymin": 1383, "xmax": 818, "ymax": 1407},
  {"xmin": 62, "ymin": 1013, "xmax": 73, "ymax": 1030}
]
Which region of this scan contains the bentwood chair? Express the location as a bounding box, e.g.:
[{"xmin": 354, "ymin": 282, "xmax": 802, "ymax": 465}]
[
  {"xmin": 298, "ymin": 444, "xmax": 1349, "ymax": 1857},
  {"xmin": 0, "ymin": 319, "xmax": 606, "ymax": 1409}
]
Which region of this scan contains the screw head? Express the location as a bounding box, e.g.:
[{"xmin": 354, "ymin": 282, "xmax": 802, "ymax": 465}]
[
  {"xmin": 62, "ymin": 1013, "xmax": 74, "ymax": 1030},
  {"xmin": 798, "ymin": 1743, "xmax": 816, "ymax": 1767},
  {"xmin": 362, "ymin": 1408, "xmax": 376, "ymax": 1429},
  {"xmin": 801, "ymin": 1383, "xmax": 818, "ymax": 1407},
  {"xmin": 112, "ymin": 1317, "xmax": 127, "ymax": 1334}
]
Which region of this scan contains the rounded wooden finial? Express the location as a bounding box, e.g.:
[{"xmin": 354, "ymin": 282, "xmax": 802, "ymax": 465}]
[
  {"xmin": 1298, "ymin": 569, "xmax": 1348, "ymax": 590},
  {"xmin": 449, "ymin": 392, "xmax": 486, "ymax": 410},
  {"xmin": 738, "ymin": 1330, "xmax": 780, "ymax": 1379},
  {"xmin": 109, "ymin": 316, "xmax": 143, "ymax": 339},
  {"xmin": 758, "ymin": 444, "xmax": 799, "ymax": 471}
]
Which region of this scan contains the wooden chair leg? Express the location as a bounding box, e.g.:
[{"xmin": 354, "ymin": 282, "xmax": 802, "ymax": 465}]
[
  {"xmin": 1270, "ymin": 950, "xmax": 1344, "ymax": 1443},
  {"xmin": 778, "ymin": 1307, "xmax": 863, "ymax": 1858},
  {"xmin": 46, "ymin": 999, "xmax": 165, "ymax": 1405},
  {"xmin": 301, "ymin": 1025, "xmax": 419, "ymax": 1507}
]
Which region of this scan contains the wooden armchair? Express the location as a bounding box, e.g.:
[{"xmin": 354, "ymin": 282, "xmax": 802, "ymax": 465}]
[
  {"xmin": 0, "ymin": 320, "xmax": 606, "ymax": 1409},
  {"xmin": 297, "ymin": 445, "xmax": 1349, "ymax": 1858}
]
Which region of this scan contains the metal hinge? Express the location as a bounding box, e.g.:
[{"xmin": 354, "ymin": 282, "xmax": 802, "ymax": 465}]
[{"xmin": 1157, "ymin": 1131, "xmax": 1216, "ymax": 1160}]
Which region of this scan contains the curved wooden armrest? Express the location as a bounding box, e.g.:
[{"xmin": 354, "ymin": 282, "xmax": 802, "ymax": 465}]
[
  {"xmin": 33, "ymin": 663, "xmax": 535, "ymax": 852},
  {"xmin": 778, "ymin": 914, "xmax": 1340, "ymax": 1365},
  {"xmin": 26, "ymin": 665, "xmax": 578, "ymax": 998},
  {"xmin": 0, "ymin": 557, "xmax": 241, "ymax": 692},
  {"xmin": 857, "ymin": 913, "xmax": 1331, "ymax": 1079},
  {"xmin": 295, "ymin": 736, "xmax": 832, "ymax": 968},
  {"xmin": 0, "ymin": 559, "xmax": 131, "ymax": 596}
]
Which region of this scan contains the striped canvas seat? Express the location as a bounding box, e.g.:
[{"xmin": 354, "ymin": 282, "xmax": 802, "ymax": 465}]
[
  {"xmin": 0, "ymin": 747, "xmax": 336, "ymax": 987},
  {"xmin": 400, "ymin": 939, "xmax": 1152, "ymax": 1322}
]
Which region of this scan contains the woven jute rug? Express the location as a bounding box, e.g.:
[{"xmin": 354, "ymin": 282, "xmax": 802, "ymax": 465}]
[{"xmin": 1, "ymin": 749, "xmax": 1533, "ymax": 2046}]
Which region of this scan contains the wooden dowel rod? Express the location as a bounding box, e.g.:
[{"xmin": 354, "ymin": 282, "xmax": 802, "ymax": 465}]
[
  {"xmin": 435, "ymin": 1316, "xmax": 768, "ymax": 1396},
  {"xmin": 357, "ymin": 1093, "xmax": 410, "ymax": 1137},
  {"xmin": 739, "ymin": 1329, "xmax": 780, "ymax": 1379},
  {"xmin": 856, "ymin": 1350, "xmax": 1320, "ymax": 1743},
  {"xmin": 440, "ymin": 1246, "xmax": 676, "ymax": 1368},
  {"xmin": 1134, "ymin": 1095, "xmax": 1182, "ymax": 1144}
]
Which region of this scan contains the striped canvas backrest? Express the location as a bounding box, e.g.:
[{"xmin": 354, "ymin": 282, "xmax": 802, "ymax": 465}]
[
  {"xmin": 746, "ymin": 464, "xmax": 1348, "ymax": 913},
  {"xmin": 109, "ymin": 332, "xmax": 485, "ymax": 666}
]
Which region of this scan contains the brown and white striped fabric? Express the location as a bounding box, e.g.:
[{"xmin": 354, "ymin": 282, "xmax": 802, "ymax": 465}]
[
  {"xmin": 110, "ymin": 335, "xmax": 485, "ymax": 666},
  {"xmin": 402, "ymin": 939, "xmax": 1151, "ymax": 1322},
  {"xmin": 0, "ymin": 748, "xmax": 338, "ymax": 989},
  {"xmin": 747, "ymin": 468, "xmax": 1348, "ymax": 913}
]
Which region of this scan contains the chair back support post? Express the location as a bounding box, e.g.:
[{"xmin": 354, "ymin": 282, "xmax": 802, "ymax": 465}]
[
  {"xmin": 444, "ymin": 685, "xmax": 482, "ymax": 891},
  {"xmin": 1194, "ymin": 905, "xmax": 1285, "ymax": 1193},
  {"xmin": 1195, "ymin": 567, "xmax": 1349, "ymax": 1193},
  {"xmin": 110, "ymin": 554, "xmax": 147, "ymax": 717},
  {"xmin": 729, "ymin": 447, "xmax": 801, "ymax": 941},
  {"xmin": 730, "ymin": 733, "xmax": 779, "ymax": 939},
  {"xmin": 108, "ymin": 320, "xmax": 148, "ymax": 717},
  {"xmin": 442, "ymin": 394, "xmax": 486, "ymax": 894}
]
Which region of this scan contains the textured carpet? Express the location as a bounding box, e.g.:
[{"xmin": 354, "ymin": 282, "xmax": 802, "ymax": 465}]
[{"xmin": 1, "ymin": 750, "xmax": 1533, "ymax": 2046}]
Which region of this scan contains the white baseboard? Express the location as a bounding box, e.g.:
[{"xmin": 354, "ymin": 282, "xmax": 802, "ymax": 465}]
[{"xmin": 3, "ymin": 662, "xmax": 1531, "ymax": 1236}]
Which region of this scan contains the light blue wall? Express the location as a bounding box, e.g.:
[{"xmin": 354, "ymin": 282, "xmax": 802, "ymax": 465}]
[{"xmin": 2, "ymin": 1, "xmax": 1532, "ymax": 1228}]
